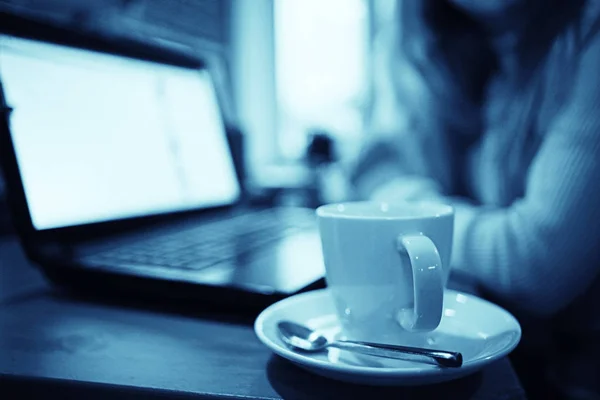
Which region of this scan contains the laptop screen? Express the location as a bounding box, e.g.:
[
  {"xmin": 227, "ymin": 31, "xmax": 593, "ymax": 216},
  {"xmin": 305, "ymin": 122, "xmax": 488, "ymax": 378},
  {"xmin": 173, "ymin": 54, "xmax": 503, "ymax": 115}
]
[{"xmin": 0, "ymin": 34, "xmax": 241, "ymax": 231}]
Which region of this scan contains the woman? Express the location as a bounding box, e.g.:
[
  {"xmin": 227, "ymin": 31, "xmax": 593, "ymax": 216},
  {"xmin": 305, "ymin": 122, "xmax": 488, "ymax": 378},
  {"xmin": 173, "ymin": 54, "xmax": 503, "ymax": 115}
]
[{"xmin": 339, "ymin": 0, "xmax": 600, "ymax": 398}]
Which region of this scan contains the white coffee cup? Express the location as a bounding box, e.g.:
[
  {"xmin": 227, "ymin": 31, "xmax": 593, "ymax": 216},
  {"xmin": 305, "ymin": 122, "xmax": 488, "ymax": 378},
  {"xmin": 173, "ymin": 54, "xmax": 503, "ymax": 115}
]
[{"xmin": 316, "ymin": 201, "xmax": 454, "ymax": 345}]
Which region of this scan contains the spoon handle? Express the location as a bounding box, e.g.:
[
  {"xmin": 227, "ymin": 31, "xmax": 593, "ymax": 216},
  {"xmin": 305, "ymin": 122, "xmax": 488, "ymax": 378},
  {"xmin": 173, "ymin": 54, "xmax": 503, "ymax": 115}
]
[{"xmin": 329, "ymin": 340, "xmax": 463, "ymax": 368}]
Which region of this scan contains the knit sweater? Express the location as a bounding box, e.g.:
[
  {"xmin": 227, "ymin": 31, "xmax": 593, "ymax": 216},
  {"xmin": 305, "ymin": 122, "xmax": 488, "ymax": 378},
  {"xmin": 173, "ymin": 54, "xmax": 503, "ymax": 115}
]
[{"xmin": 454, "ymin": 9, "xmax": 600, "ymax": 321}]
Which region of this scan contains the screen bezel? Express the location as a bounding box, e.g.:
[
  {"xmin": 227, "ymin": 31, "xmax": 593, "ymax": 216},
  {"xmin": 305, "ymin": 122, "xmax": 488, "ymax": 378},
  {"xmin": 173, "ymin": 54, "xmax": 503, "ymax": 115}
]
[{"xmin": 0, "ymin": 12, "xmax": 241, "ymax": 244}]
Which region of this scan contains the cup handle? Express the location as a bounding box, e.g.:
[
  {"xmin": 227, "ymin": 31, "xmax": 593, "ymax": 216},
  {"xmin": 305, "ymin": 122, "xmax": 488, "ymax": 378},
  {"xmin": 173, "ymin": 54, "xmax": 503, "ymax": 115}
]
[{"xmin": 396, "ymin": 234, "xmax": 444, "ymax": 332}]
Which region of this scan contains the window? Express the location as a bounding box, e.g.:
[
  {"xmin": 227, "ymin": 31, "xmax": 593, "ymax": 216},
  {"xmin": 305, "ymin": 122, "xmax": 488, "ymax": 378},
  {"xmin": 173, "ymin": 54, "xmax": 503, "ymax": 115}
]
[{"xmin": 274, "ymin": 0, "xmax": 370, "ymax": 159}]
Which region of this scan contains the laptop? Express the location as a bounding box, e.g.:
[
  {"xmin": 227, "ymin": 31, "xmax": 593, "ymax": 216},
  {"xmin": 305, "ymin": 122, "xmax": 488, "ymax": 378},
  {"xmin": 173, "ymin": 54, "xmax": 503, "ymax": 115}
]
[{"xmin": 0, "ymin": 16, "xmax": 325, "ymax": 310}]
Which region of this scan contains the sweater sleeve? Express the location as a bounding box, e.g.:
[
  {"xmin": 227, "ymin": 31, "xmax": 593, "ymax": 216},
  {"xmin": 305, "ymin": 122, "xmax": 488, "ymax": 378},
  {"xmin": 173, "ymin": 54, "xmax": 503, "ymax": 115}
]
[{"xmin": 452, "ymin": 33, "xmax": 600, "ymax": 317}]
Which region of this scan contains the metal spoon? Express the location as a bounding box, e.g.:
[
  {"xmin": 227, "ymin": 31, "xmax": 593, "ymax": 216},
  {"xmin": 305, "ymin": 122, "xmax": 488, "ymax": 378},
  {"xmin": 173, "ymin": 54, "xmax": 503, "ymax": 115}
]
[{"xmin": 277, "ymin": 321, "xmax": 463, "ymax": 368}]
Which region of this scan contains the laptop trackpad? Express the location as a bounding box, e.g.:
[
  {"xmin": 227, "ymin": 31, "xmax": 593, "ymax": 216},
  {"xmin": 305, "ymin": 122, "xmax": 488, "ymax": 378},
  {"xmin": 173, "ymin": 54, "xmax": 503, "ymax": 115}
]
[{"xmin": 194, "ymin": 231, "xmax": 325, "ymax": 294}]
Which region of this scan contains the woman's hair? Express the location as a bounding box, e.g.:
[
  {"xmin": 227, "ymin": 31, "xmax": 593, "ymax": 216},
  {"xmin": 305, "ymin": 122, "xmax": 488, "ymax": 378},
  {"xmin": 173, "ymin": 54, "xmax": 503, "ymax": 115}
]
[
  {"xmin": 399, "ymin": 1, "xmax": 493, "ymax": 128},
  {"xmin": 397, "ymin": 0, "xmax": 584, "ymax": 131},
  {"xmin": 373, "ymin": 0, "xmax": 586, "ymax": 193}
]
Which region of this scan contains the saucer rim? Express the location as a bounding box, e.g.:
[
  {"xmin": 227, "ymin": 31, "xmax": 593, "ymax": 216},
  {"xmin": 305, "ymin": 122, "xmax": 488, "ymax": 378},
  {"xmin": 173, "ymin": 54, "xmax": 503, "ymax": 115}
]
[{"xmin": 254, "ymin": 288, "xmax": 522, "ymax": 377}]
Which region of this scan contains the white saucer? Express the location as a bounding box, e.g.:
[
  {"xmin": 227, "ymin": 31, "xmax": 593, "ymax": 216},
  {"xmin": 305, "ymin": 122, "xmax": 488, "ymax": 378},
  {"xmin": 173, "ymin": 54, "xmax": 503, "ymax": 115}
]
[{"xmin": 254, "ymin": 289, "xmax": 521, "ymax": 386}]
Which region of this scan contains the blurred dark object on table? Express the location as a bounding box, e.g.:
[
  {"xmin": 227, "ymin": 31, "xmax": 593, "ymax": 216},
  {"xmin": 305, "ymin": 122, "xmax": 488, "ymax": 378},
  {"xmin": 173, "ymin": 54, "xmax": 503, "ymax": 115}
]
[
  {"xmin": 248, "ymin": 129, "xmax": 340, "ymax": 209},
  {"xmin": 306, "ymin": 129, "xmax": 337, "ymax": 167}
]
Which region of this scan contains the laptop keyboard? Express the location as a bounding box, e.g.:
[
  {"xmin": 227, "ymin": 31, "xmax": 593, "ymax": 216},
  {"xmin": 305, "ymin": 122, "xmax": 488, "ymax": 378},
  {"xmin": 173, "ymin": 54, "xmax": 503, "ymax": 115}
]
[{"xmin": 84, "ymin": 209, "xmax": 316, "ymax": 271}]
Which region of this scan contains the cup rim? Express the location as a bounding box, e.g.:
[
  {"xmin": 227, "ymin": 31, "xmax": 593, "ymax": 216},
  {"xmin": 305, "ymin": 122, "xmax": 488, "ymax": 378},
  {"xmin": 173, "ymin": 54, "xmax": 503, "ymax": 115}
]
[{"xmin": 316, "ymin": 201, "xmax": 454, "ymax": 220}]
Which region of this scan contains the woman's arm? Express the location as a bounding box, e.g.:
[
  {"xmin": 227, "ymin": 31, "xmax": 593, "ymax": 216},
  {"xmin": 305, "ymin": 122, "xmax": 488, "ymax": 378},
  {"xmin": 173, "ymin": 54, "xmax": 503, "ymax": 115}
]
[
  {"xmin": 347, "ymin": 20, "xmax": 461, "ymax": 202},
  {"xmin": 452, "ymin": 34, "xmax": 600, "ymax": 318}
]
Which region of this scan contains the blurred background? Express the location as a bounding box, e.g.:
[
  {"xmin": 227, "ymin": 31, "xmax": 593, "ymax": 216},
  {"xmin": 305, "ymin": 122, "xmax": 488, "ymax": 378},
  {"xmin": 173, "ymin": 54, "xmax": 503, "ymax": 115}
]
[{"xmin": 0, "ymin": 0, "xmax": 396, "ymax": 231}]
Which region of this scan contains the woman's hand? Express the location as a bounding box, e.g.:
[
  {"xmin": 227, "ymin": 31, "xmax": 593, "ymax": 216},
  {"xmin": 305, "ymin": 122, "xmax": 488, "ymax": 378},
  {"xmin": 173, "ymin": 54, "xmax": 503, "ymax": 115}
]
[
  {"xmin": 370, "ymin": 176, "xmax": 444, "ymax": 203},
  {"xmin": 316, "ymin": 163, "xmax": 355, "ymax": 204}
]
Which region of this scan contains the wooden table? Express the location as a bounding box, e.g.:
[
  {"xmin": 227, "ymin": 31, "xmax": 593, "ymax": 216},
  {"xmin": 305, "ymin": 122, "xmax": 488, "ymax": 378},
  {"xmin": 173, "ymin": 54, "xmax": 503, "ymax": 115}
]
[{"xmin": 0, "ymin": 237, "xmax": 527, "ymax": 399}]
